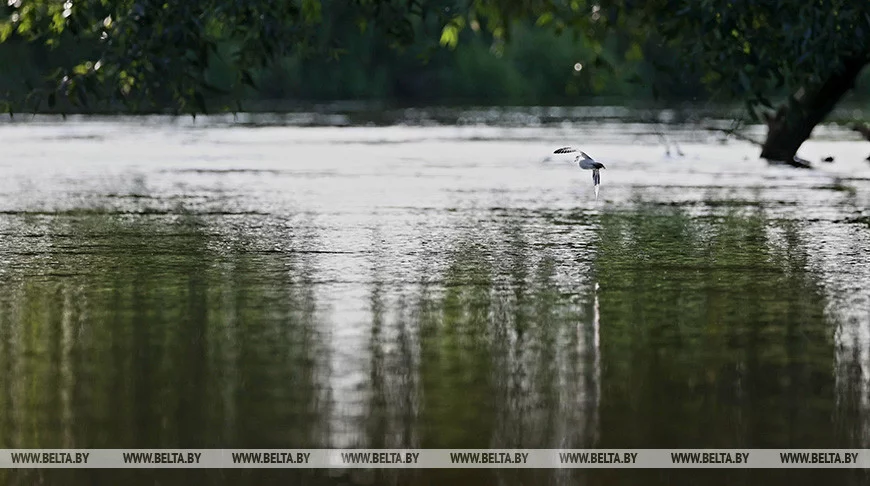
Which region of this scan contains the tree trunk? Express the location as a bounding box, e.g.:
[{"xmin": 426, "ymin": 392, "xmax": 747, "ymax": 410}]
[{"xmin": 761, "ymin": 55, "xmax": 869, "ymax": 163}]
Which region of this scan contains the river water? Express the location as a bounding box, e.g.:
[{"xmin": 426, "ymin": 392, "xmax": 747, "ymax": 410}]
[{"xmin": 1, "ymin": 111, "xmax": 870, "ymax": 485}]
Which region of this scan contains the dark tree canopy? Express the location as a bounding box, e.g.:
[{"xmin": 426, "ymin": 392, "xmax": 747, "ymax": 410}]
[
  {"xmin": 2, "ymin": 0, "xmax": 869, "ymax": 143},
  {"xmin": 464, "ymin": 1, "xmax": 870, "ymax": 111},
  {"xmin": 461, "ymin": 0, "xmax": 870, "ymax": 160},
  {"xmin": 0, "ymin": 0, "xmax": 456, "ymax": 113}
]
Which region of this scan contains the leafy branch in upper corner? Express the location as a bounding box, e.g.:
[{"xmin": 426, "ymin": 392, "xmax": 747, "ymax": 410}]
[{"xmin": 0, "ymin": 0, "xmax": 457, "ymax": 114}]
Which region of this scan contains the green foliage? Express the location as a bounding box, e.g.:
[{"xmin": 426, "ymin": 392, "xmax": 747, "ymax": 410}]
[
  {"xmin": 244, "ymin": 18, "xmax": 690, "ymax": 104},
  {"xmin": 465, "ymin": 0, "xmax": 870, "ymax": 113},
  {"xmin": 0, "ymin": 0, "xmax": 455, "ymax": 113},
  {"xmin": 649, "ymin": 0, "xmax": 870, "ymax": 115},
  {"xmin": 1, "ymin": 0, "xmax": 867, "ymax": 113}
]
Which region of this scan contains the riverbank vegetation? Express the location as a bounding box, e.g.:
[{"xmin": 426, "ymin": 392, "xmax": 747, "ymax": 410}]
[{"xmin": 1, "ymin": 0, "xmax": 869, "ymax": 160}]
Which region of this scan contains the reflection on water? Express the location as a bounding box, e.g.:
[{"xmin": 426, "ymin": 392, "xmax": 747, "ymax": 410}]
[
  {"xmin": 0, "ymin": 213, "xmax": 602, "ymax": 449},
  {"xmin": 0, "ymin": 214, "xmax": 330, "ymax": 449},
  {"xmin": 1, "ymin": 121, "xmax": 870, "ymax": 485},
  {"xmin": 596, "ymin": 208, "xmax": 839, "ymax": 447}
]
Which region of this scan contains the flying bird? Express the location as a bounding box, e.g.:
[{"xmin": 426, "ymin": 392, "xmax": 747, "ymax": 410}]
[{"xmin": 554, "ymin": 147, "xmax": 606, "ymax": 197}]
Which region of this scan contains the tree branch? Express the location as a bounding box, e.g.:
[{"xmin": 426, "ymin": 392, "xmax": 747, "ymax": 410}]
[{"xmin": 701, "ymin": 124, "xmax": 762, "ymax": 147}]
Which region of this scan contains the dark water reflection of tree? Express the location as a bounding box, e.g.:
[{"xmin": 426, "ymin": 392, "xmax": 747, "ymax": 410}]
[
  {"xmin": 0, "ymin": 212, "xmax": 329, "ymax": 450},
  {"xmin": 594, "ymin": 207, "xmax": 843, "ymax": 448},
  {"xmin": 1, "ymin": 205, "xmax": 869, "ymax": 486}
]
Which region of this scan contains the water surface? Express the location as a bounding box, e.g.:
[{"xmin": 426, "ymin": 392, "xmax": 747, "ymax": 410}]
[{"xmin": 1, "ymin": 114, "xmax": 870, "ymax": 485}]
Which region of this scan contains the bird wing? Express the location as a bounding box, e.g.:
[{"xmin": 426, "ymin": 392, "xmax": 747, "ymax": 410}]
[
  {"xmin": 592, "ymin": 169, "xmax": 600, "ymax": 186},
  {"xmin": 555, "ymin": 147, "xmax": 594, "ymax": 162}
]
